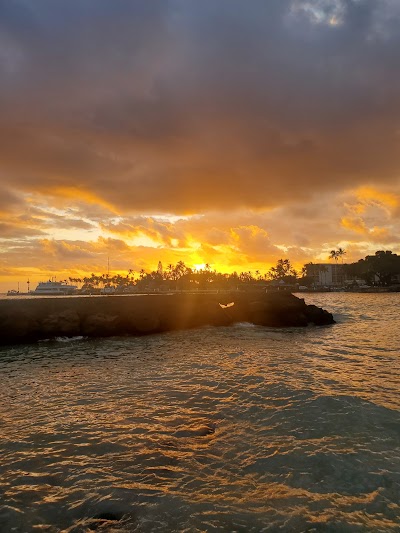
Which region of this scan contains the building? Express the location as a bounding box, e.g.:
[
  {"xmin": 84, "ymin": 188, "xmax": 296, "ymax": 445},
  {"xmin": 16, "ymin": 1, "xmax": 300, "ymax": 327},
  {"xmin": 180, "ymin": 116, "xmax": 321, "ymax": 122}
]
[{"xmin": 309, "ymin": 263, "xmax": 346, "ymax": 287}]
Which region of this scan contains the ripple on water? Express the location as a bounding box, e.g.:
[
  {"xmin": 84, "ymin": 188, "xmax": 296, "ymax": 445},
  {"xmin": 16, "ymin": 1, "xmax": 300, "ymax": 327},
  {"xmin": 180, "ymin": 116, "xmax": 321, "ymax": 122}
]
[{"xmin": 0, "ymin": 294, "xmax": 399, "ymax": 531}]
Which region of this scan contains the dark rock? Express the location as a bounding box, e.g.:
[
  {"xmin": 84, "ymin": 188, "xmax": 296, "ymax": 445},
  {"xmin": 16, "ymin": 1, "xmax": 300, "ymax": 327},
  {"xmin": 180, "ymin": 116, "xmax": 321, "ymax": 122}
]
[
  {"xmin": 125, "ymin": 311, "xmax": 161, "ymax": 334},
  {"xmin": 0, "ymin": 311, "xmax": 39, "ymax": 343},
  {"xmin": 0, "ymin": 292, "xmax": 334, "ymax": 345},
  {"xmin": 41, "ymin": 310, "xmax": 80, "ymax": 336},
  {"xmin": 81, "ymin": 313, "xmax": 119, "ymax": 336},
  {"xmin": 305, "ymin": 304, "xmax": 335, "ymax": 325}
]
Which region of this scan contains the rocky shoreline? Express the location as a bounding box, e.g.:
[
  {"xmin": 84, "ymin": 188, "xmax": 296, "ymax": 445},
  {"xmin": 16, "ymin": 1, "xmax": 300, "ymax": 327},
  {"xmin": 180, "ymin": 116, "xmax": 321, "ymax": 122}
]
[{"xmin": 0, "ymin": 292, "xmax": 335, "ymax": 345}]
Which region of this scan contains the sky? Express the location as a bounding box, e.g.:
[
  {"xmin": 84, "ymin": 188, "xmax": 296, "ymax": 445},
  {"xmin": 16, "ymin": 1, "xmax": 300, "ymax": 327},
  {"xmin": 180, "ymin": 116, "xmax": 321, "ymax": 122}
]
[{"xmin": 1, "ymin": 0, "xmax": 400, "ymax": 291}]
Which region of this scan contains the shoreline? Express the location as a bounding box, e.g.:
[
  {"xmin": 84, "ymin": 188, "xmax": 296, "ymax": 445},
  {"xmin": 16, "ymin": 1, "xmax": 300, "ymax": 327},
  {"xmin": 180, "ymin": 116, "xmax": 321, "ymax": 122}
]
[{"xmin": 2, "ymin": 286, "xmax": 399, "ymax": 300}]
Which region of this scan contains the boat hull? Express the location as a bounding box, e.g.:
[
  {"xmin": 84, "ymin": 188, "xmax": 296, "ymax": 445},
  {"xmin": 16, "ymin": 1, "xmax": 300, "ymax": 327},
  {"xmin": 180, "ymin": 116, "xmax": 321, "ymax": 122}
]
[{"xmin": 31, "ymin": 291, "xmax": 76, "ymax": 296}]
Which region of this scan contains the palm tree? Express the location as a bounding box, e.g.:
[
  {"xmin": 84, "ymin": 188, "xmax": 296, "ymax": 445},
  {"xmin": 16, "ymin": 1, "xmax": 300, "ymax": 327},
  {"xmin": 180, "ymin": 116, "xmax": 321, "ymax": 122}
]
[
  {"xmin": 268, "ymin": 258, "xmax": 296, "ymax": 281},
  {"xmin": 329, "ymin": 250, "xmax": 339, "ymax": 262},
  {"xmin": 337, "ymin": 247, "xmax": 347, "ymax": 264},
  {"xmin": 167, "ymin": 264, "xmax": 174, "ymax": 280},
  {"xmin": 329, "ymin": 250, "xmax": 338, "ymax": 285},
  {"xmin": 329, "ymin": 248, "xmax": 346, "ymax": 285}
]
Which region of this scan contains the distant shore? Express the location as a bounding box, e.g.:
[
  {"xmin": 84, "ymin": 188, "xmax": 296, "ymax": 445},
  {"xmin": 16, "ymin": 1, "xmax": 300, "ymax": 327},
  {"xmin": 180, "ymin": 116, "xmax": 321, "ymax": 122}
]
[{"xmin": 2, "ymin": 285, "xmax": 399, "ymax": 300}]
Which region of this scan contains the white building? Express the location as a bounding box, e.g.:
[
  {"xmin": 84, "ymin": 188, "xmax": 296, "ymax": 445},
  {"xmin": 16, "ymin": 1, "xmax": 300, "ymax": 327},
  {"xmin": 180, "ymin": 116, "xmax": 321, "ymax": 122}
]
[{"xmin": 309, "ymin": 263, "xmax": 346, "ymax": 287}]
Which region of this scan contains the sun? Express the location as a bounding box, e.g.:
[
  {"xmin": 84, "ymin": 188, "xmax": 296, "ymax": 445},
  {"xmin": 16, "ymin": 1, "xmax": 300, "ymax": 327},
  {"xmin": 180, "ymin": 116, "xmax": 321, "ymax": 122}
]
[{"xmin": 193, "ymin": 263, "xmax": 206, "ymax": 271}]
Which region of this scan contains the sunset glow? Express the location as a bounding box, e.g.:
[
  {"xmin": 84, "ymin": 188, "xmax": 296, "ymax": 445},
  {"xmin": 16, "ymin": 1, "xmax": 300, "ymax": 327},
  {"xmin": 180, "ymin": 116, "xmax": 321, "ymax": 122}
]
[{"xmin": 1, "ymin": 1, "xmax": 400, "ymax": 292}]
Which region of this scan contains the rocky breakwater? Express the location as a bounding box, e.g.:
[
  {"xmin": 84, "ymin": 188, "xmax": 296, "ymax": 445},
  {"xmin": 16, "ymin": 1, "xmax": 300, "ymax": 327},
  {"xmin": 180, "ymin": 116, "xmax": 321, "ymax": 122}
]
[{"xmin": 0, "ymin": 292, "xmax": 334, "ymax": 345}]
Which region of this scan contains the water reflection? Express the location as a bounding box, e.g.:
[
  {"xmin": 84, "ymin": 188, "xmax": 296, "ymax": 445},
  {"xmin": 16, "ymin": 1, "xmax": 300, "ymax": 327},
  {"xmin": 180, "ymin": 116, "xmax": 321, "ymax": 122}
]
[{"xmin": 0, "ymin": 294, "xmax": 399, "ymax": 531}]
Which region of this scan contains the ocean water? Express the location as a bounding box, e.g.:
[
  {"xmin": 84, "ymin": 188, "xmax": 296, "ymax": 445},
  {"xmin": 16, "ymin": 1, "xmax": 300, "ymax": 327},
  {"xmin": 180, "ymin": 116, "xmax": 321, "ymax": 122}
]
[{"xmin": 0, "ymin": 293, "xmax": 399, "ymax": 532}]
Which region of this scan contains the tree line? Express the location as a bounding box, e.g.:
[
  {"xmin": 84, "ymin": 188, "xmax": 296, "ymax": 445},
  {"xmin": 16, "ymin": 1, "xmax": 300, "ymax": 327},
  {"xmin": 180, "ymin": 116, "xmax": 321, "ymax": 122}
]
[
  {"xmin": 69, "ymin": 261, "xmax": 272, "ymax": 292},
  {"xmin": 69, "ymin": 250, "xmax": 400, "ymax": 292}
]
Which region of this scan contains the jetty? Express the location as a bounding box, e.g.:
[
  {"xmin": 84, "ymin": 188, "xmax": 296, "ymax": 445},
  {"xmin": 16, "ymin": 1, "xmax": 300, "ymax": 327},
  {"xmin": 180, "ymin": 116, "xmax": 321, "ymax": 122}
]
[{"xmin": 0, "ymin": 292, "xmax": 335, "ymax": 345}]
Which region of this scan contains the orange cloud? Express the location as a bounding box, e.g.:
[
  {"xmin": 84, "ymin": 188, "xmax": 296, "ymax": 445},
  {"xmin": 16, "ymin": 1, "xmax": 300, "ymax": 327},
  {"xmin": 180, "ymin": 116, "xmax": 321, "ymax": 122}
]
[
  {"xmin": 50, "ymin": 187, "xmax": 118, "ymax": 213},
  {"xmin": 3, "ymin": 0, "xmax": 400, "ymax": 290},
  {"xmin": 341, "ymin": 216, "xmax": 393, "ymax": 244},
  {"xmin": 355, "ymin": 187, "xmax": 399, "ymax": 210},
  {"xmin": 341, "ymin": 216, "xmax": 368, "ymax": 234}
]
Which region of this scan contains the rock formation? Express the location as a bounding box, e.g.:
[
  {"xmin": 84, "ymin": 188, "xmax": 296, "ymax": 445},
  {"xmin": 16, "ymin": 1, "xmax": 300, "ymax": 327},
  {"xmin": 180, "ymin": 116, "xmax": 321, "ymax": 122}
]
[{"xmin": 0, "ymin": 292, "xmax": 334, "ymax": 345}]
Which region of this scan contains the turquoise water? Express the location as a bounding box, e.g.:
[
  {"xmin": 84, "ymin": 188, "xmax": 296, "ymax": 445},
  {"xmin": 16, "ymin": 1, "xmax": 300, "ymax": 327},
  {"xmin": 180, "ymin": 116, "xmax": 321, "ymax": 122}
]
[{"xmin": 0, "ymin": 293, "xmax": 399, "ymax": 532}]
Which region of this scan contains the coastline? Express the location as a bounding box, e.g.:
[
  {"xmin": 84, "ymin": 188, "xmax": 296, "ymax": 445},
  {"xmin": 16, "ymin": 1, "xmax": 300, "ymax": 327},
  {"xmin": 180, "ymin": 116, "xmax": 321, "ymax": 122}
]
[{"xmin": 3, "ymin": 285, "xmax": 399, "ymax": 300}]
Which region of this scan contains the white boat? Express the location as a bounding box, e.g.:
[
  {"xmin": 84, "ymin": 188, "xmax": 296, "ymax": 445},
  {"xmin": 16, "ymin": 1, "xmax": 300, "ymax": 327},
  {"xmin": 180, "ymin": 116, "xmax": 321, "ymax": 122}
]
[{"xmin": 31, "ymin": 280, "xmax": 78, "ymax": 296}]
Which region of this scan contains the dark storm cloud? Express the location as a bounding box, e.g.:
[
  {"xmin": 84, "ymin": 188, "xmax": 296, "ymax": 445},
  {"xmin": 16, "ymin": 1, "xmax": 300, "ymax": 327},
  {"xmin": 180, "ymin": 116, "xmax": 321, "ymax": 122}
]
[{"xmin": 1, "ymin": 0, "xmax": 400, "ymax": 212}]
